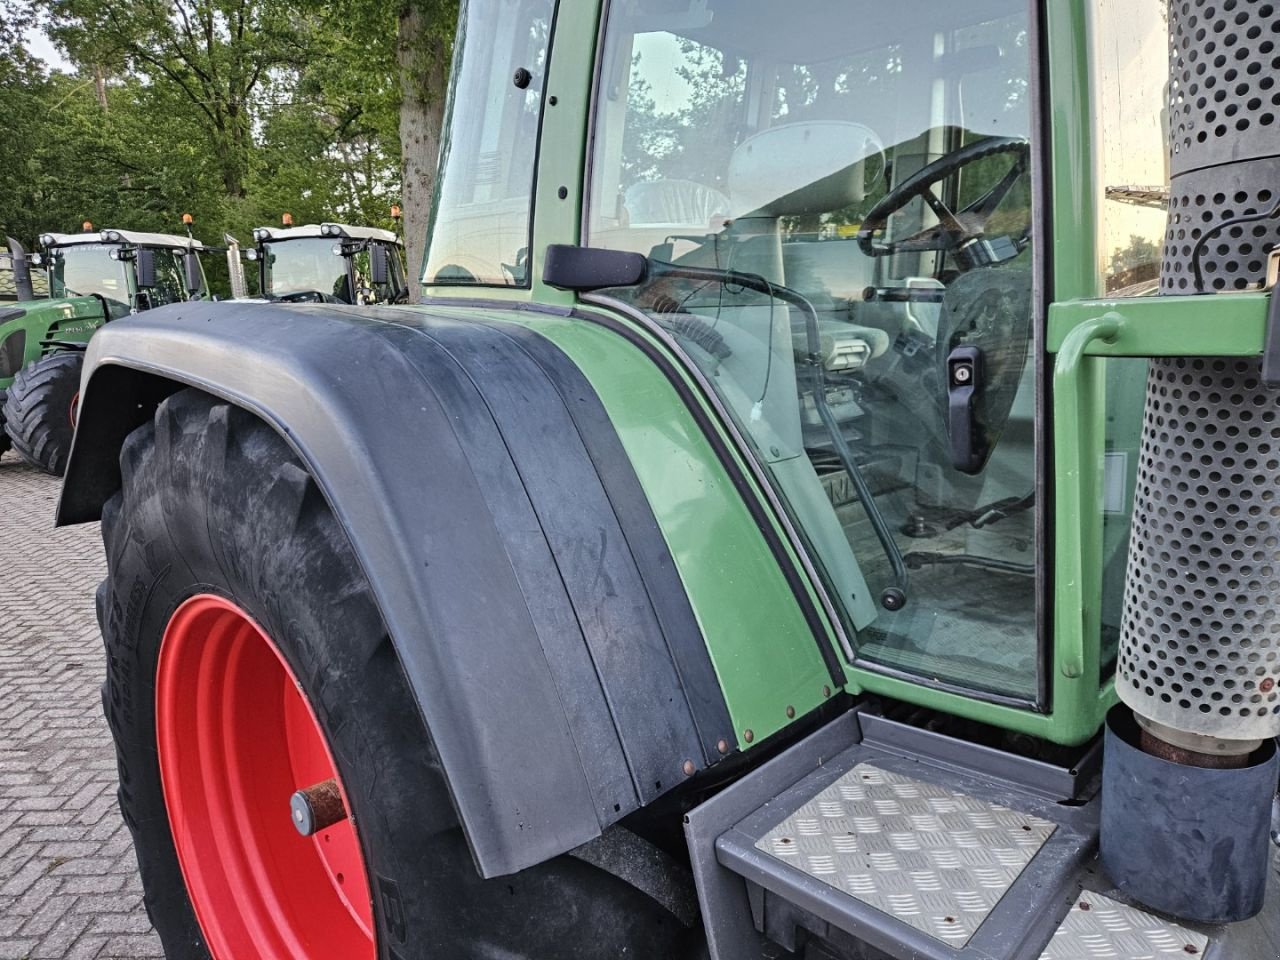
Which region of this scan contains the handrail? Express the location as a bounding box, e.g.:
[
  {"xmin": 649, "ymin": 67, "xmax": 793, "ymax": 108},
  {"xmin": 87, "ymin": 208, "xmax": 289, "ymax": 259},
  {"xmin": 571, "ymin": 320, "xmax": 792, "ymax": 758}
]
[{"xmin": 1052, "ymin": 313, "xmax": 1122, "ymax": 682}]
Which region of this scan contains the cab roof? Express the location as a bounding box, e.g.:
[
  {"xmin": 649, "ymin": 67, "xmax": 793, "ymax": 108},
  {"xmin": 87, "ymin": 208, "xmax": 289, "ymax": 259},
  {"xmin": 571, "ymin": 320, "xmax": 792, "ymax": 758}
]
[
  {"xmin": 41, "ymin": 230, "xmax": 205, "ymax": 251},
  {"xmin": 252, "ymin": 223, "xmax": 400, "ymax": 245}
]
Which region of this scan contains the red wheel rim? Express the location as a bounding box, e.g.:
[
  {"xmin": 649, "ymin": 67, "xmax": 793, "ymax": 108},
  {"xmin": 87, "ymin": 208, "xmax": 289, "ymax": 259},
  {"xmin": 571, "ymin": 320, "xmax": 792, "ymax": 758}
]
[
  {"xmin": 156, "ymin": 595, "xmax": 376, "ymax": 959},
  {"xmin": 69, "ymin": 391, "xmax": 79, "ymax": 430}
]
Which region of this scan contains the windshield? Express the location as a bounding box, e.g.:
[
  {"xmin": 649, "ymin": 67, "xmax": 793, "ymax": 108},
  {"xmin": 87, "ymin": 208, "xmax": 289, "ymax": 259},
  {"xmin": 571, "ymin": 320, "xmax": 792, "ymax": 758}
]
[
  {"xmin": 261, "ymin": 238, "xmax": 353, "ymax": 302},
  {"xmin": 587, "ymin": 0, "xmax": 1039, "ymax": 700},
  {"xmin": 50, "ymin": 244, "xmax": 130, "ymax": 305}
]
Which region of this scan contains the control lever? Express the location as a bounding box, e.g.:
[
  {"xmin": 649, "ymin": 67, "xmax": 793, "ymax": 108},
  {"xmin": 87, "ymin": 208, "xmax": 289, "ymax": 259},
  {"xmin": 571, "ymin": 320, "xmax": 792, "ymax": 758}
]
[{"xmin": 946, "ymin": 345, "xmax": 985, "ymax": 474}]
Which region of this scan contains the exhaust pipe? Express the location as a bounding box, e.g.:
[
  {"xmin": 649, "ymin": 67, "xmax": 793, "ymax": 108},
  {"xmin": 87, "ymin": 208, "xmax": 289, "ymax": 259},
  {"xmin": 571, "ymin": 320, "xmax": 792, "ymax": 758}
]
[
  {"xmin": 7, "ymin": 237, "xmax": 34, "ymax": 302},
  {"xmin": 224, "ymin": 234, "xmax": 248, "ymax": 300}
]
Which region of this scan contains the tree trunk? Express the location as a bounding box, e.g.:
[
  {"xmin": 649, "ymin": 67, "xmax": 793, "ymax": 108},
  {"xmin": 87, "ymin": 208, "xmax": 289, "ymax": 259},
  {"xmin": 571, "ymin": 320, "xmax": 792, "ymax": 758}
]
[
  {"xmin": 397, "ymin": 4, "xmax": 450, "ymax": 301},
  {"xmin": 93, "ymin": 65, "xmax": 108, "ymax": 111}
]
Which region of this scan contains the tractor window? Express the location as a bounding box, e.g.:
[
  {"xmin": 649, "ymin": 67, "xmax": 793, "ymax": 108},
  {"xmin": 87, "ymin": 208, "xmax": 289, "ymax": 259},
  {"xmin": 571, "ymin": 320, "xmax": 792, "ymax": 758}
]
[
  {"xmin": 51, "ymin": 244, "xmax": 129, "ymax": 307},
  {"xmin": 423, "ymin": 0, "xmax": 555, "ymax": 287},
  {"xmin": 262, "ymin": 238, "xmax": 353, "ymax": 303},
  {"xmin": 587, "ymin": 0, "xmax": 1041, "ymax": 701},
  {"xmin": 349, "ymin": 243, "xmax": 407, "ymax": 304},
  {"xmin": 1091, "ymin": 0, "xmax": 1170, "ymax": 295},
  {"xmin": 145, "ymin": 249, "xmax": 189, "ymax": 307}
]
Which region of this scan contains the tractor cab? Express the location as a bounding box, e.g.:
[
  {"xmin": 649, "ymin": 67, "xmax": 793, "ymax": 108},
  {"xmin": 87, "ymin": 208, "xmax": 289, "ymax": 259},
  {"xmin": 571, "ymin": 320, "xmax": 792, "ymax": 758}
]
[
  {"xmin": 34, "ymin": 228, "xmax": 208, "ymax": 316},
  {"xmin": 430, "ymin": 0, "xmax": 1041, "ymax": 701},
  {"xmin": 243, "ymin": 222, "xmax": 408, "ymax": 305}
]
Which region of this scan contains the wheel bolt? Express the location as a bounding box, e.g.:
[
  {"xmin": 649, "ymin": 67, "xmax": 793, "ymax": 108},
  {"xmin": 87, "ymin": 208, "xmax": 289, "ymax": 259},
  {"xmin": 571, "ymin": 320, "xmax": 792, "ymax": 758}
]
[{"xmin": 290, "ymin": 778, "xmax": 347, "ymax": 837}]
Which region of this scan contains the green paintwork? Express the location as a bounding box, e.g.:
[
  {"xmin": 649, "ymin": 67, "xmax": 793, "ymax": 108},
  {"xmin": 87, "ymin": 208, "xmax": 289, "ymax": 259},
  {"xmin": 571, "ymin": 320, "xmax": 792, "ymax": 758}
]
[
  {"xmin": 1036, "ymin": 292, "xmax": 1271, "ymax": 743},
  {"xmin": 1048, "ymin": 294, "xmax": 1269, "ymax": 356},
  {"xmin": 527, "ymin": 0, "xmax": 596, "ymax": 310},
  {"xmin": 0, "ymin": 296, "xmax": 116, "ymax": 393},
  {"xmin": 1045, "ymin": 0, "xmax": 1100, "ymax": 304}
]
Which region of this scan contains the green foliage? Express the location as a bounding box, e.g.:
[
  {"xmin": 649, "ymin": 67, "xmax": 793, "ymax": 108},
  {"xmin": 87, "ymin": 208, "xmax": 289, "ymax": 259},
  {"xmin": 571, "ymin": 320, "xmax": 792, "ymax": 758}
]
[{"xmin": 0, "ymin": 0, "xmax": 459, "ymax": 297}]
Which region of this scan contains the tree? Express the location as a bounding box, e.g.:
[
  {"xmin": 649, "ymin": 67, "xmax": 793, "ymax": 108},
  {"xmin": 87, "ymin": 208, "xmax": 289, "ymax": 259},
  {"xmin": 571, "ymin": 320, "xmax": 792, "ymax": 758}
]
[
  {"xmin": 47, "ymin": 0, "xmax": 312, "ymax": 200},
  {"xmin": 328, "ymin": 0, "xmax": 457, "ymax": 296}
]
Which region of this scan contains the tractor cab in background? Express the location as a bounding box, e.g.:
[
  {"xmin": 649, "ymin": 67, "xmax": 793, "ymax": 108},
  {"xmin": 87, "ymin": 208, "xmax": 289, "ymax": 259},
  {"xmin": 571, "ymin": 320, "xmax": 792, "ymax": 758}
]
[
  {"xmin": 1, "ymin": 226, "xmax": 209, "ymax": 475},
  {"xmin": 239, "ymin": 221, "xmax": 408, "ymax": 305}
]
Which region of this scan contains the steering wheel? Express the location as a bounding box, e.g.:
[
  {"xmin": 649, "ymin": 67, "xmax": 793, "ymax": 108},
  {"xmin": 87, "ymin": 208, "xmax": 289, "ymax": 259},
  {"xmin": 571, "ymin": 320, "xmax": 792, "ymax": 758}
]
[{"xmin": 856, "ymin": 136, "xmax": 1030, "ymax": 263}]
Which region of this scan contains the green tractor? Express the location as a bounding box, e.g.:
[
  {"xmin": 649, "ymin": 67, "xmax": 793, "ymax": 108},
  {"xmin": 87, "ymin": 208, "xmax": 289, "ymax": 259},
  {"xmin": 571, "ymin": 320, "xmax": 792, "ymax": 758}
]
[
  {"xmin": 232, "ymin": 218, "xmax": 409, "ymax": 304},
  {"xmin": 55, "ymin": 0, "xmax": 1278, "ymax": 958},
  {"xmin": 1, "ymin": 226, "xmax": 209, "ymax": 474}
]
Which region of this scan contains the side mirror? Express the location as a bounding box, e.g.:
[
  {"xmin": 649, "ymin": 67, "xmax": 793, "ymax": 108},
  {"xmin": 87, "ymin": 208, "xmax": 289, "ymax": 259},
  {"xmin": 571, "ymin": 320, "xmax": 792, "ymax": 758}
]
[
  {"xmin": 136, "ymin": 248, "xmax": 157, "ymax": 289},
  {"xmin": 370, "ymin": 243, "xmax": 390, "ymax": 287},
  {"xmin": 542, "ymin": 244, "xmax": 648, "ymax": 291},
  {"xmin": 183, "ymin": 250, "xmax": 202, "ymax": 296}
]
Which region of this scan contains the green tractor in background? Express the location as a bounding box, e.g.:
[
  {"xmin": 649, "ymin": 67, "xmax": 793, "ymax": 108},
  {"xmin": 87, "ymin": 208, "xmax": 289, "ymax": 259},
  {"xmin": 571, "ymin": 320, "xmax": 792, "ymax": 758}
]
[
  {"xmin": 52, "ymin": 0, "xmax": 1280, "ymax": 958},
  {"xmin": 0, "ymin": 225, "xmax": 208, "ymax": 474}
]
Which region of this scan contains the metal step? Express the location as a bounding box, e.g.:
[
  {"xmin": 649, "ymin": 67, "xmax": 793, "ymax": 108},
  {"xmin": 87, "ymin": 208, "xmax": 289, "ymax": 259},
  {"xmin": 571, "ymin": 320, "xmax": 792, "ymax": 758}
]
[
  {"xmin": 750, "ymin": 761, "xmax": 1058, "ymax": 948},
  {"xmin": 1038, "ymin": 893, "xmax": 1208, "ymax": 960},
  {"xmin": 685, "ymin": 709, "xmax": 1273, "ymax": 960}
]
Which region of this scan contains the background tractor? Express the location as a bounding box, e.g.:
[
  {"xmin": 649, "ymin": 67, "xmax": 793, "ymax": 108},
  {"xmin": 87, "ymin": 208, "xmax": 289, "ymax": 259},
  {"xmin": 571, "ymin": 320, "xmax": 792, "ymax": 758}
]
[
  {"xmin": 53, "ymin": 0, "xmax": 1279, "ymax": 958},
  {"xmin": 1, "ymin": 226, "xmax": 208, "ymax": 474},
  {"xmin": 233, "ymin": 218, "xmax": 409, "ymax": 304}
]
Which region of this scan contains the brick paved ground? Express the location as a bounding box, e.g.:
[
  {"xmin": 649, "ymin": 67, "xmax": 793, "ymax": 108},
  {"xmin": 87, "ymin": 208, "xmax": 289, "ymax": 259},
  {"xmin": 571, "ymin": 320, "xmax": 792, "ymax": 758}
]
[{"xmin": 0, "ymin": 453, "xmax": 163, "ymax": 959}]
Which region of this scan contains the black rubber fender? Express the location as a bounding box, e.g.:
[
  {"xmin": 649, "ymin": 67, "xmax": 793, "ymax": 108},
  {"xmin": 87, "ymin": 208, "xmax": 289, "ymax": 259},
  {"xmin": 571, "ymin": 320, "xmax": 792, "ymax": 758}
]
[{"xmin": 58, "ymin": 299, "xmax": 736, "ymax": 879}]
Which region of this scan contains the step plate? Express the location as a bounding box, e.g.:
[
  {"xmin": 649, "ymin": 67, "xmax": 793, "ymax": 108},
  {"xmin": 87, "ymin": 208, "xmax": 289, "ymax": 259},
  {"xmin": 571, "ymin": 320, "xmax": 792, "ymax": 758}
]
[
  {"xmin": 755, "ymin": 762, "xmax": 1056, "ymax": 947},
  {"xmin": 1038, "ymin": 893, "xmax": 1210, "ymax": 959}
]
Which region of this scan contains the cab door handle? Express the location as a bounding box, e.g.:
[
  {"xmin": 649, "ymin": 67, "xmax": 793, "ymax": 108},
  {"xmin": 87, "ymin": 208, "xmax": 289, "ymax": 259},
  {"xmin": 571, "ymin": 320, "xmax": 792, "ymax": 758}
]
[{"xmin": 946, "ymin": 345, "xmax": 985, "ymax": 474}]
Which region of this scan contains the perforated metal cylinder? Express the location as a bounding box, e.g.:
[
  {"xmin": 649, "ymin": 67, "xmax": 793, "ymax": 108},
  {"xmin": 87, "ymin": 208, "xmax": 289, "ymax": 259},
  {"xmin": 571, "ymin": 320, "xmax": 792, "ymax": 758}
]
[
  {"xmin": 1117, "ymin": 356, "xmax": 1280, "ymax": 739},
  {"xmin": 1117, "ymin": 0, "xmax": 1280, "ymax": 743},
  {"xmin": 1162, "ymin": 0, "xmax": 1280, "ymax": 293}
]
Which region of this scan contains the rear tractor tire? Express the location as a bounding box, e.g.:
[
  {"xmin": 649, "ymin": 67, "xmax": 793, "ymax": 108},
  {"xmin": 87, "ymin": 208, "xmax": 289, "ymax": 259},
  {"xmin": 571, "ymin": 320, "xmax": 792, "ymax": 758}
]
[
  {"xmin": 3, "ymin": 351, "xmax": 84, "ymax": 475},
  {"xmin": 99, "ymin": 388, "xmax": 703, "ymax": 960},
  {"xmin": 0, "ymin": 389, "xmax": 11, "ymax": 458}
]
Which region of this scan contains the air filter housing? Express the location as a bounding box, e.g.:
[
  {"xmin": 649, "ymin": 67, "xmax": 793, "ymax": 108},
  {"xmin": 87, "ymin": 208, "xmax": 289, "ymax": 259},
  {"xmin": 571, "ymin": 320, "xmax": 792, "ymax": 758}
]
[
  {"xmin": 1118, "ymin": 0, "xmax": 1280, "ymax": 744},
  {"xmin": 1116, "ymin": 356, "xmax": 1280, "ymax": 740}
]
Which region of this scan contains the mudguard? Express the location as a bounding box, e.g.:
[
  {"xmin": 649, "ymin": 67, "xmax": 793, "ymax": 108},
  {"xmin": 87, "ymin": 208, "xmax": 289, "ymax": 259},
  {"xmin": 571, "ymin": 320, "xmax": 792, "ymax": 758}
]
[
  {"xmin": 0, "ymin": 296, "xmax": 114, "ymax": 381},
  {"xmin": 58, "ymin": 300, "xmax": 736, "ymax": 878}
]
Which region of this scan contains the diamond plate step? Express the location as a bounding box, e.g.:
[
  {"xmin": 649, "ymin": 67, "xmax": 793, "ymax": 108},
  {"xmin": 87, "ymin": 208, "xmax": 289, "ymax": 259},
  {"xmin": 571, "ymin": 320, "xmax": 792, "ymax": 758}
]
[
  {"xmin": 1038, "ymin": 893, "xmax": 1209, "ymax": 959},
  {"xmin": 753, "ymin": 763, "xmax": 1057, "ymax": 948},
  {"xmin": 710, "ymin": 722, "xmax": 1099, "ymax": 960}
]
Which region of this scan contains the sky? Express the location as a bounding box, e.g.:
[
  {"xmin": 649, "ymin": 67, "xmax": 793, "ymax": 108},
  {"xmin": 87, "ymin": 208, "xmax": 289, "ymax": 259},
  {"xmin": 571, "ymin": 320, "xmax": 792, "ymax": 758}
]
[{"xmin": 25, "ymin": 25, "xmax": 71, "ymax": 71}]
